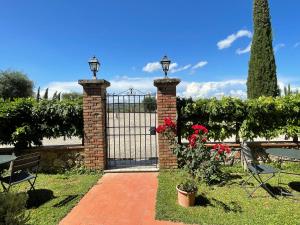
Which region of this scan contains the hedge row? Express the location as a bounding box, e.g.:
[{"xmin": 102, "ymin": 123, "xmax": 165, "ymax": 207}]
[
  {"xmin": 0, "ymin": 98, "xmax": 83, "ymax": 149},
  {"xmin": 177, "ymin": 94, "xmax": 300, "ymax": 142},
  {"xmin": 1, "ymin": 94, "xmax": 299, "ymax": 149}
]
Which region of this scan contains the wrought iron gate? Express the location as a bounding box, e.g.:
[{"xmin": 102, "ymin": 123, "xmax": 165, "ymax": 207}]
[{"xmin": 106, "ymin": 88, "xmax": 158, "ymax": 169}]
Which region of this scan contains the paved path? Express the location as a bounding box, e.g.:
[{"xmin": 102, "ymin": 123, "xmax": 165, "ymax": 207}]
[{"xmin": 59, "ymin": 173, "xmax": 184, "ymax": 225}]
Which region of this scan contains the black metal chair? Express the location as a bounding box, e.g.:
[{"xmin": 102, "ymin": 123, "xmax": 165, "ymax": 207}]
[
  {"xmin": 0, "ymin": 152, "xmax": 40, "ymax": 192},
  {"xmin": 241, "ymin": 142, "xmax": 279, "ymax": 198}
]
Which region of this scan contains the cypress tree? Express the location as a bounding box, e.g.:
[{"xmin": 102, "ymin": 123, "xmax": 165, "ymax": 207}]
[
  {"xmin": 36, "ymin": 87, "xmax": 41, "ymax": 101},
  {"xmin": 43, "ymin": 88, "xmax": 48, "ymax": 100},
  {"xmin": 247, "ymin": 0, "xmax": 278, "ymax": 99}
]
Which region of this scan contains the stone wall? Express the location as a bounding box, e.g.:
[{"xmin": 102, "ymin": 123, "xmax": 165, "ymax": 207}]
[{"xmin": 0, "ymin": 145, "xmax": 84, "ymax": 173}]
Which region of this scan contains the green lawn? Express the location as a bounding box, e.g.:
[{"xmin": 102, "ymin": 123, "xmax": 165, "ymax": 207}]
[
  {"xmin": 1, "ymin": 173, "xmax": 101, "ymax": 225},
  {"xmin": 156, "ymin": 164, "xmax": 300, "ymax": 225}
]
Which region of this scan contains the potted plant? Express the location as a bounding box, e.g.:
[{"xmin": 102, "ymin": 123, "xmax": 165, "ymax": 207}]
[{"xmin": 176, "ymin": 177, "xmax": 198, "ymax": 207}]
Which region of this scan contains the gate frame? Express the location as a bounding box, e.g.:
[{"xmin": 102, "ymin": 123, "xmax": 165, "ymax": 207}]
[{"xmin": 105, "ymin": 89, "xmax": 158, "ymax": 169}]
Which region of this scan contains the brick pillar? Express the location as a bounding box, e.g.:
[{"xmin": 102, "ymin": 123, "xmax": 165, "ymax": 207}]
[
  {"xmin": 154, "ymin": 78, "xmax": 181, "ymax": 169},
  {"xmin": 78, "ymin": 79, "xmax": 110, "ymax": 170}
]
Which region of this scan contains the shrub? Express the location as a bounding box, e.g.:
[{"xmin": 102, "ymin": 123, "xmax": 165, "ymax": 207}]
[
  {"xmin": 0, "ymin": 98, "xmax": 83, "ymax": 150},
  {"xmin": 0, "ymin": 192, "xmax": 30, "ymax": 225},
  {"xmin": 178, "ymin": 94, "xmax": 300, "ymax": 142},
  {"xmin": 157, "ymin": 117, "xmax": 231, "ymax": 184}
]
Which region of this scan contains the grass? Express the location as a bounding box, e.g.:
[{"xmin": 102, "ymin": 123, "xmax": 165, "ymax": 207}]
[
  {"xmin": 1, "ymin": 172, "xmax": 101, "ymax": 225},
  {"xmin": 156, "ymin": 164, "xmax": 300, "ymax": 225}
]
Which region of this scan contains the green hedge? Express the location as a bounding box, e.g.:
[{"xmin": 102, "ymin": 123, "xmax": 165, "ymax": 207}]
[
  {"xmin": 178, "ymin": 94, "xmax": 300, "ymax": 142},
  {"xmin": 0, "ymin": 98, "xmax": 83, "ymax": 149}
]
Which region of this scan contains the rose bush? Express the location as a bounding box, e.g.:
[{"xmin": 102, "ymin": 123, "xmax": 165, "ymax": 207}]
[{"xmin": 157, "ymin": 117, "xmax": 231, "ymax": 184}]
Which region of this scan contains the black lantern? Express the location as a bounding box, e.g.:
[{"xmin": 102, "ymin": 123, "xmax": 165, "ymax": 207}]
[
  {"xmin": 88, "ymin": 56, "xmax": 100, "ymax": 79},
  {"xmin": 160, "ymin": 55, "xmax": 171, "ymax": 78}
]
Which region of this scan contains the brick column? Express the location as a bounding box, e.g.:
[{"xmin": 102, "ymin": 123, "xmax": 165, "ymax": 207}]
[
  {"xmin": 154, "ymin": 78, "xmax": 181, "ymax": 169},
  {"xmin": 78, "ymin": 79, "xmax": 110, "ymax": 170}
]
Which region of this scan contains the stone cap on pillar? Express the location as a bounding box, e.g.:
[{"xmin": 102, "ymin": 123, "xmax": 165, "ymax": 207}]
[
  {"xmin": 154, "ymin": 78, "xmax": 181, "ymax": 88},
  {"xmin": 78, "ymin": 79, "xmax": 111, "ymax": 88}
]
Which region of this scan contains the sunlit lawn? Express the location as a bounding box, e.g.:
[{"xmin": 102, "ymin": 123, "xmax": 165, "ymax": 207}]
[
  {"xmin": 156, "ymin": 164, "xmax": 300, "ymax": 225},
  {"xmin": 1, "ymin": 173, "xmax": 101, "ymax": 225}
]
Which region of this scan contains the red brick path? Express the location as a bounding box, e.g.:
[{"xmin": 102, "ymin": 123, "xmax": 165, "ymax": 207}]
[{"xmin": 59, "ymin": 173, "xmax": 184, "ymax": 225}]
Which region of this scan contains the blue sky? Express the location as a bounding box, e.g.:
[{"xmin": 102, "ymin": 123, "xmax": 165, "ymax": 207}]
[{"xmin": 0, "ymin": 0, "xmax": 299, "ymax": 98}]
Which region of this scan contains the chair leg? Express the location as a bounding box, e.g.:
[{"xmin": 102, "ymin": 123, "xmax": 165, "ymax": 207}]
[
  {"xmin": 253, "ymin": 173, "xmax": 277, "ymax": 198},
  {"xmin": 242, "ymin": 172, "xmax": 277, "ymax": 198},
  {"xmin": 241, "ymin": 173, "xmax": 255, "ymax": 197},
  {"xmin": 28, "ymin": 179, "xmax": 36, "ymax": 191},
  {"xmin": 1, "ymin": 181, "xmax": 8, "ymax": 192}
]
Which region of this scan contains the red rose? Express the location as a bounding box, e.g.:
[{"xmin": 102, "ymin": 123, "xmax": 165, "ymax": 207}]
[
  {"xmin": 192, "ymin": 124, "xmax": 208, "ymax": 134},
  {"xmin": 156, "ymin": 125, "xmax": 166, "ymax": 133},
  {"xmin": 188, "ymin": 134, "xmax": 198, "ymax": 148},
  {"xmin": 164, "ymin": 117, "xmax": 176, "ymax": 128}
]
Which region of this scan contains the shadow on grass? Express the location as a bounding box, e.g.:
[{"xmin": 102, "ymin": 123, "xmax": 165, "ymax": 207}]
[
  {"xmin": 195, "ymin": 195, "xmax": 211, "ymax": 207},
  {"xmin": 195, "ymin": 195, "xmax": 242, "ymax": 213},
  {"xmin": 211, "ymin": 198, "xmax": 242, "ymax": 213},
  {"xmin": 26, "ymin": 189, "xmax": 55, "ymax": 208},
  {"xmin": 289, "ymin": 182, "xmax": 300, "ymax": 192},
  {"xmin": 53, "ymin": 195, "xmax": 79, "ymax": 208},
  {"xmin": 219, "ymin": 173, "xmax": 243, "ymax": 186}
]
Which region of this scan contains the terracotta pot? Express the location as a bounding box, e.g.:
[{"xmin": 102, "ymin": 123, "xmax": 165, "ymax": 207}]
[{"xmin": 176, "ymin": 185, "xmax": 197, "ymax": 207}]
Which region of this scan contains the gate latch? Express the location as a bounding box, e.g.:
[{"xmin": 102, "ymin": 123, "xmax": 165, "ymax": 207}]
[{"xmin": 149, "ymin": 127, "xmax": 156, "ymax": 135}]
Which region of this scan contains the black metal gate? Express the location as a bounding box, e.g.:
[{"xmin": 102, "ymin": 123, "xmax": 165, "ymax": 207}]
[{"xmin": 106, "ymin": 88, "xmax": 157, "ymax": 169}]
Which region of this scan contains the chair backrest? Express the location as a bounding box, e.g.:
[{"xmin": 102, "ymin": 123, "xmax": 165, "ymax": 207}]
[
  {"xmin": 11, "ymin": 153, "xmax": 40, "ymax": 173},
  {"xmin": 241, "ymin": 142, "xmax": 255, "ymax": 167}
]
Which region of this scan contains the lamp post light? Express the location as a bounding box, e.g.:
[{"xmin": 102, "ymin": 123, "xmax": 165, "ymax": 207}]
[
  {"xmin": 160, "ymin": 55, "xmax": 171, "ymax": 78},
  {"xmin": 88, "ymin": 56, "xmax": 100, "ymax": 79}
]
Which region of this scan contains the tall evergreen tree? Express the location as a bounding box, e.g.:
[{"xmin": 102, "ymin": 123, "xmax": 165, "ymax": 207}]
[
  {"xmin": 52, "ymin": 91, "xmax": 57, "ymax": 100},
  {"xmin": 247, "ymin": 0, "xmax": 278, "ymax": 99},
  {"xmin": 43, "ymin": 88, "xmax": 49, "ymax": 100},
  {"xmin": 36, "ymin": 87, "xmax": 41, "ymax": 101}
]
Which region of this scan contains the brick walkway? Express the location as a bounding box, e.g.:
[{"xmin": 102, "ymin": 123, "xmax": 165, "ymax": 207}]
[{"xmin": 59, "ymin": 172, "xmax": 184, "ymax": 225}]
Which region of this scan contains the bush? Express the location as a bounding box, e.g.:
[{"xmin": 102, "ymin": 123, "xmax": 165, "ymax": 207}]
[
  {"xmin": 178, "ymin": 94, "xmax": 300, "ymax": 142},
  {"xmin": 0, "ymin": 98, "xmax": 83, "ymax": 150},
  {"xmin": 157, "ymin": 117, "xmax": 231, "ymax": 184},
  {"xmin": 0, "ymin": 192, "xmax": 30, "ymax": 225}
]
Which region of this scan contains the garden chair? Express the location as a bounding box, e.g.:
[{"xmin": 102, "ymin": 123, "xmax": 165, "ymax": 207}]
[
  {"xmin": 0, "ymin": 152, "xmax": 40, "ymax": 192},
  {"xmin": 241, "ymin": 142, "xmax": 279, "ymax": 198}
]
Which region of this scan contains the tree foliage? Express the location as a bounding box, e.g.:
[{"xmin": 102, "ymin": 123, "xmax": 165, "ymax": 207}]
[
  {"xmin": 142, "ymin": 96, "xmax": 156, "ymax": 112},
  {"xmin": 62, "ymin": 92, "xmax": 82, "ymax": 100},
  {"xmin": 247, "ymin": 0, "xmax": 278, "ymax": 99},
  {"xmin": 178, "ymin": 95, "xmax": 300, "ymax": 142},
  {"xmin": 0, "ymin": 98, "xmax": 83, "ymax": 150},
  {"xmin": 43, "ymin": 88, "xmax": 48, "ymax": 100},
  {"xmin": 0, "ymin": 70, "xmax": 34, "ymax": 100}
]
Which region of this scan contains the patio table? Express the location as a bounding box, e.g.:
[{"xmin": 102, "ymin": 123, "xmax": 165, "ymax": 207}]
[
  {"xmin": 0, "ymin": 155, "xmax": 16, "ymax": 166},
  {"xmin": 266, "ymin": 148, "xmax": 300, "ymax": 160},
  {"xmin": 0, "ymin": 155, "xmax": 16, "ymax": 175}
]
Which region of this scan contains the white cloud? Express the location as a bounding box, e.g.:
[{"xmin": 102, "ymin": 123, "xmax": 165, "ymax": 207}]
[
  {"xmin": 192, "ymin": 61, "xmax": 208, "ymax": 70},
  {"xmin": 142, "ymin": 62, "xmax": 161, "ymax": 73},
  {"xmin": 236, "ymin": 42, "xmax": 252, "ymax": 55},
  {"xmin": 40, "ymin": 77, "xmax": 300, "ymax": 100},
  {"xmin": 169, "ymin": 63, "xmax": 178, "ymax": 72},
  {"xmin": 108, "ymin": 76, "xmax": 156, "ymax": 94},
  {"xmin": 294, "ymin": 42, "xmax": 300, "ymax": 48},
  {"xmin": 170, "ymin": 64, "xmax": 191, "ymax": 73},
  {"xmin": 274, "ymin": 43, "xmax": 285, "ymax": 52},
  {"xmin": 217, "ymin": 29, "xmax": 252, "ymax": 50},
  {"xmin": 143, "ymin": 61, "xmax": 191, "ymax": 74},
  {"xmin": 180, "ymin": 80, "xmax": 247, "ymax": 99},
  {"xmin": 41, "ymin": 81, "xmax": 81, "ymax": 98}
]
